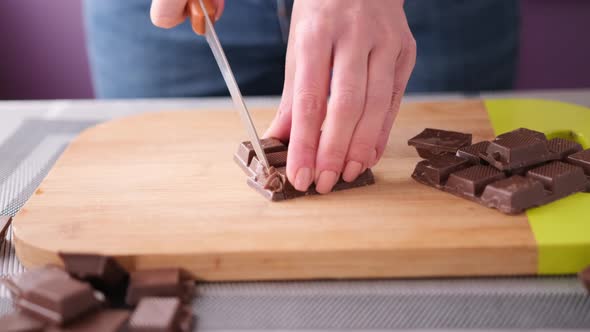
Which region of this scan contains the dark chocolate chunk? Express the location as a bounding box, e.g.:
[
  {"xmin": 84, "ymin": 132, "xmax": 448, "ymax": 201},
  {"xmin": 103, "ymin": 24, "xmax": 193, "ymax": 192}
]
[
  {"xmin": 47, "ymin": 309, "xmax": 130, "ymax": 332},
  {"xmin": 412, "ymin": 154, "xmax": 470, "ymax": 187},
  {"xmin": 128, "ymin": 297, "xmax": 183, "ymax": 332},
  {"xmin": 480, "ymin": 176, "xmax": 546, "ymax": 214},
  {"xmin": 480, "ymin": 128, "xmax": 554, "ymax": 171},
  {"xmin": 567, "ymin": 149, "xmax": 590, "ymax": 175},
  {"xmin": 1, "ymin": 215, "xmax": 11, "ymax": 245},
  {"xmin": 125, "ymin": 268, "xmax": 192, "ymax": 306},
  {"xmin": 496, "ymin": 128, "xmax": 546, "ymax": 141},
  {"xmin": 526, "ymin": 161, "xmax": 586, "ymax": 195},
  {"xmin": 456, "ymin": 141, "xmax": 490, "ymax": 164},
  {"xmin": 408, "ymin": 128, "xmax": 472, "ymax": 159},
  {"xmin": 547, "ymin": 137, "xmax": 583, "ymax": 160},
  {"xmin": 2, "ymin": 265, "xmax": 71, "ymax": 299},
  {"xmin": 0, "ymin": 311, "xmax": 46, "ymax": 332},
  {"xmin": 59, "ymin": 253, "xmax": 129, "ymax": 307},
  {"xmin": 445, "ymin": 165, "xmax": 506, "ymax": 197},
  {"xmin": 233, "ymin": 138, "xmax": 287, "ymax": 174},
  {"xmin": 579, "ymin": 265, "xmax": 590, "ymax": 294},
  {"xmin": 17, "ymin": 276, "xmax": 102, "ymax": 325}
]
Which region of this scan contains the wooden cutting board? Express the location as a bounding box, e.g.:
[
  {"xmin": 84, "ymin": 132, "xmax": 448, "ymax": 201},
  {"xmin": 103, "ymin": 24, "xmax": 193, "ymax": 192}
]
[{"xmin": 13, "ymin": 99, "xmax": 590, "ymax": 281}]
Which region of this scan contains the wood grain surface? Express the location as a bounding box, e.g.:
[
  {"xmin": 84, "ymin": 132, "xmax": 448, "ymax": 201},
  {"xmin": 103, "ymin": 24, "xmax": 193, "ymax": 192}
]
[{"xmin": 13, "ymin": 100, "xmax": 538, "ymax": 280}]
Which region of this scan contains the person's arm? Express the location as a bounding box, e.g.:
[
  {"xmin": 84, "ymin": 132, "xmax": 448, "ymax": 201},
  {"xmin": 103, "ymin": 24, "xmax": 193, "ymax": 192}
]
[{"xmin": 264, "ymin": 0, "xmax": 416, "ymax": 194}]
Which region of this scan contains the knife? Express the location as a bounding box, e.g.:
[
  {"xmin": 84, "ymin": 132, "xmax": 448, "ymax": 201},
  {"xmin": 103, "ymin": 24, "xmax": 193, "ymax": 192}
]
[{"xmin": 188, "ymin": 0, "xmax": 271, "ymax": 170}]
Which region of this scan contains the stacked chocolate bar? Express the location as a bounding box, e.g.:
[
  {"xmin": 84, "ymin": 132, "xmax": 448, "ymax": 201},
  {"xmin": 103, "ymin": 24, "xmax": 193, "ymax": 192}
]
[
  {"xmin": 0, "ymin": 254, "xmax": 195, "ymax": 331},
  {"xmin": 408, "ymin": 128, "xmax": 590, "ymax": 214},
  {"xmin": 234, "ymin": 138, "xmax": 375, "ymax": 201}
]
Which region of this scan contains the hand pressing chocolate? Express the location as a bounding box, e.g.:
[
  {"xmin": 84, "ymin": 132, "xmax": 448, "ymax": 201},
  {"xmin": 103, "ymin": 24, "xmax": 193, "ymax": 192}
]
[{"xmin": 264, "ymin": 0, "xmax": 416, "ymax": 193}]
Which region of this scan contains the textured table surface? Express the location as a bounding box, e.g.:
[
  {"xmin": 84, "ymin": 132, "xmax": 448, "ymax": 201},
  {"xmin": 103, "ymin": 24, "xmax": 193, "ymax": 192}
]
[{"xmin": 1, "ymin": 90, "xmax": 589, "ymax": 330}]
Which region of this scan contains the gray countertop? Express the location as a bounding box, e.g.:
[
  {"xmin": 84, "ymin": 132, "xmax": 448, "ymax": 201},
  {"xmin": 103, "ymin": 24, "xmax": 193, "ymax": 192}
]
[{"xmin": 1, "ymin": 89, "xmax": 589, "ymax": 330}]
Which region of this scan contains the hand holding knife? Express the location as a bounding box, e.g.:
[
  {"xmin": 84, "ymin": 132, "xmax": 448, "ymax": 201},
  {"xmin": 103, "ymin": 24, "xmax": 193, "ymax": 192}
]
[{"xmin": 187, "ymin": 0, "xmax": 271, "ymax": 171}]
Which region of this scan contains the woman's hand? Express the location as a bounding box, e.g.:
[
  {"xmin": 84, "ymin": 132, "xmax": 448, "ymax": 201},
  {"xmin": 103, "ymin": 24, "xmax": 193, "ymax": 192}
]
[
  {"xmin": 150, "ymin": 0, "xmax": 225, "ymax": 33},
  {"xmin": 265, "ymin": 0, "xmax": 416, "ymax": 194}
]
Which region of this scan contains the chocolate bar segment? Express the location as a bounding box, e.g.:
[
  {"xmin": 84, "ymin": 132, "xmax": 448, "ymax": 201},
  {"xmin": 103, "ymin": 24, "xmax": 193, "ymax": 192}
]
[
  {"xmin": 408, "ymin": 128, "xmax": 472, "ymax": 159},
  {"xmin": 234, "ymin": 138, "xmax": 287, "ymax": 174},
  {"xmin": 480, "ymin": 176, "xmax": 546, "ymax": 214},
  {"xmin": 128, "ymin": 297, "xmax": 183, "ymax": 332},
  {"xmin": 567, "ymin": 149, "xmax": 590, "ymax": 174},
  {"xmin": 0, "ymin": 312, "xmax": 46, "ymax": 332},
  {"xmin": 480, "ymin": 128, "xmax": 554, "ymax": 171},
  {"xmin": 456, "ymin": 141, "xmax": 490, "ymax": 164},
  {"xmin": 526, "ymin": 161, "xmax": 586, "ymax": 196},
  {"xmin": 2, "ymin": 265, "xmax": 71, "ymax": 299},
  {"xmin": 496, "ymin": 128, "xmax": 546, "ymax": 141},
  {"xmin": 59, "ymin": 253, "xmax": 129, "ymax": 307},
  {"xmin": 547, "ymin": 137, "xmax": 583, "ymax": 160},
  {"xmin": 17, "ymin": 277, "xmax": 102, "ymax": 325},
  {"xmin": 412, "ymin": 154, "xmax": 470, "ymax": 187},
  {"xmin": 0, "ymin": 215, "xmax": 11, "ymax": 245},
  {"xmin": 47, "ymin": 309, "xmax": 130, "ymax": 332},
  {"xmin": 125, "ymin": 268, "xmax": 193, "ymax": 306},
  {"xmin": 445, "ymin": 165, "xmax": 506, "ymax": 197},
  {"xmin": 579, "ymin": 265, "xmax": 590, "ymax": 294}
]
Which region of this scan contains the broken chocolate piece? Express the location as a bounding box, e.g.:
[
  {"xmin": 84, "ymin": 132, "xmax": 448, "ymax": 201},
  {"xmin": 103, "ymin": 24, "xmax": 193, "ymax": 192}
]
[
  {"xmin": 125, "ymin": 268, "xmax": 192, "ymax": 306},
  {"xmin": 579, "ymin": 265, "xmax": 590, "ymax": 294},
  {"xmin": 408, "ymin": 128, "xmax": 472, "ymax": 159},
  {"xmin": 547, "ymin": 137, "xmax": 583, "ymax": 160},
  {"xmin": 2, "ymin": 265, "xmax": 71, "ymax": 299},
  {"xmin": 1, "ymin": 215, "xmax": 11, "ymax": 245},
  {"xmin": 46, "ymin": 309, "xmax": 130, "ymax": 332},
  {"xmin": 445, "ymin": 165, "xmax": 506, "ymax": 197},
  {"xmin": 526, "ymin": 161, "xmax": 586, "ymax": 196},
  {"xmin": 412, "ymin": 154, "xmax": 471, "ymax": 187},
  {"xmin": 480, "ymin": 176, "xmax": 546, "ymax": 214},
  {"xmin": 567, "ymin": 149, "xmax": 590, "ymax": 174},
  {"xmin": 128, "ymin": 297, "xmax": 184, "ymax": 332},
  {"xmin": 0, "ymin": 311, "xmax": 46, "ymax": 332},
  {"xmin": 496, "ymin": 128, "xmax": 546, "ymax": 141},
  {"xmin": 480, "ymin": 128, "xmax": 554, "ymax": 171},
  {"xmin": 456, "ymin": 141, "xmax": 490, "ymax": 164},
  {"xmin": 59, "ymin": 253, "xmax": 129, "ymax": 307},
  {"xmin": 233, "ymin": 138, "xmax": 287, "ymax": 174},
  {"xmin": 17, "ymin": 276, "xmax": 102, "ymax": 325}
]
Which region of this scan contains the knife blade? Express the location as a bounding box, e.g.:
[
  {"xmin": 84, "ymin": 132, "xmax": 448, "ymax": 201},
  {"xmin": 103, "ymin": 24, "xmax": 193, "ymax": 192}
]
[{"xmin": 195, "ymin": 0, "xmax": 271, "ymax": 170}]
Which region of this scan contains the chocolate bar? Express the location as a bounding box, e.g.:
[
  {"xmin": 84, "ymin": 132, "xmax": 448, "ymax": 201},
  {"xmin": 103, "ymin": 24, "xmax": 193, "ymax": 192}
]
[
  {"xmin": 2, "ymin": 265, "xmax": 71, "ymax": 299},
  {"xmin": 580, "ymin": 265, "xmax": 590, "ymax": 294},
  {"xmin": 409, "ymin": 128, "xmax": 589, "ymax": 214},
  {"xmin": 17, "ymin": 276, "xmax": 102, "ymax": 325},
  {"xmin": 235, "ymin": 139, "xmax": 375, "ymax": 201},
  {"xmin": 0, "ymin": 311, "xmax": 45, "ymax": 332},
  {"xmin": 46, "ymin": 309, "xmax": 130, "ymax": 332},
  {"xmin": 1, "ymin": 215, "xmax": 11, "ymax": 245},
  {"xmin": 408, "ymin": 128, "xmax": 472, "ymax": 159},
  {"xmin": 128, "ymin": 297, "xmax": 192, "ymax": 332},
  {"xmin": 125, "ymin": 268, "xmax": 194, "ymax": 306},
  {"xmin": 59, "ymin": 253, "xmax": 129, "ymax": 306}
]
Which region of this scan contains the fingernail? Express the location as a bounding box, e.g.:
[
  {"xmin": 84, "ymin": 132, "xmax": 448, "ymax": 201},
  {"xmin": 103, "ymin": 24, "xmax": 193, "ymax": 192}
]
[
  {"xmin": 315, "ymin": 170, "xmax": 339, "ymax": 194},
  {"xmin": 342, "ymin": 161, "xmax": 363, "ymax": 182},
  {"xmin": 294, "ymin": 167, "xmax": 313, "ymax": 191}
]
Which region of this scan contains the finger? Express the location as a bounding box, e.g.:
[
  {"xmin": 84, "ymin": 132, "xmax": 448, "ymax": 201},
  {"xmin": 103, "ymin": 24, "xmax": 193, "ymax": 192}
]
[
  {"xmin": 263, "ymin": 28, "xmax": 296, "ymax": 142},
  {"xmin": 187, "ymin": 0, "xmax": 222, "ymax": 35},
  {"xmin": 342, "ymin": 46, "xmax": 396, "ymax": 182},
  {"xmin": 374, "ymin": 36, "xmax": 417, "ymax": 164},
  {"xmin": 286, "ymin": 25, "xmax": 332, "ymax": 192},
  {"xmin": 151, "ymin": 0, "xmax": 188, "ymax": 29},
  {"xmin": 315, "ymin": 38, "xmax": 369, "ymax": 193}
]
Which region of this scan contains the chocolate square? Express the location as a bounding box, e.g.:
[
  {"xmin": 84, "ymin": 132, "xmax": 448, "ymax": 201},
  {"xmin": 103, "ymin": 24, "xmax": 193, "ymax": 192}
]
[
  {"xmin": 445, "ymin": 165, "xmax": 506, "ymax": 197},
  {"xmin": 412, "ymin": 154, "xmax": 471, "ymax": 187},
  {"xmin": 0, "ymin": 312, "xmax": 45, "ymax": 332},
  {"xmin": 496, "ymin": 128, "xmax": 546, "ymax": 141},
  {"xmin": 547, "ymin": 137, "xmax": 583, "ymax": 160},
  {"xmin": 526, "ymin": 161, "xmax": 586, "ymax": 195},
  {"xmin": 481, "ymin": 128, "xmax": 553, "ymax": 171},
  {"xmin": 125, "ymin": 268, "xmax": 192, "ymax": 306},
  {"xmin": 456, "ymin": 141, "xmax": 490, "ymax": 164},
  {"xmin": 408, "ymin": 128, "xmax": 472, "ymax": 159},
  {"xmin": 128, "ymin": 297, "xmax": 182, "ymax": 332},
  {"xmin": 2, "ymin": 265, "xmax": 71, "ymax": 299},
  {"xmin": 46, "ymin": 309, "xmax": 131, "ymax": 332},
  {"xmin": 480, "ymin": 176, "xmax": 546, "ymax": 214},
  {"xmin": 567, "ymin": 149, "xmax": 590, "ymax": 175},
  {"xmin": 233, "ymin": 138, "xmax": 287, "ymax": 174}
]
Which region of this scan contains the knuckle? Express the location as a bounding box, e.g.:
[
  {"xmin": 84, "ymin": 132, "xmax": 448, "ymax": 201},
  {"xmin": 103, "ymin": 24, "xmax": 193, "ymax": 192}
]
[
  {"xmin": 331, "ymin": 87, "xmax": 364, "ymax": 120},
  {"xmin": 323, "ymin": 145, "xmax": 348, "ymax": 163},
  {"xmin": 294, "ymin": 89, "xmax": 323, "ymax": 121},
  {"xmin": 290, "ymin": 137, "xmax": 318, "ymax": 156},
  {"xmin": 348, "ymin": 139, "xmax": 375, "ymax": 160}
]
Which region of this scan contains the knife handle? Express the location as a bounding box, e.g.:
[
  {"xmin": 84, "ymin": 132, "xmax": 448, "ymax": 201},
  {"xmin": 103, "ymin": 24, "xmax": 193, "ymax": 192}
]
[{"xmin": 187, "ymin": 0, "xmax": 217, "ymax": 35}]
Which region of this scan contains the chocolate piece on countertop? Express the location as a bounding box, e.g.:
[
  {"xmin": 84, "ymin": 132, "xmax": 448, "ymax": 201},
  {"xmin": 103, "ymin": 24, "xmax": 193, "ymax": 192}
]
[
  {"xmin": 456, "ymin": 141, "xmax": 490, "ymax": 164},
  {"xmin": 480, "ymin": 176, "xmax": 546, "ymax": 214},
  {"xmin": 125, "ymin": 268, "xmax": 193, "ymax": 306},
  {"xmin": 2, "ymin": 265, "xmax": 71, "ymax": 299},
  {"xmin": 59, "ymin": 253, "xmax": 128, "ymax": 306},
  {"xmin": 408, "ymin": 128, "xmax": 472, "ymax": 159},
  {"xmin": 480, "ymin": 128, "xmax": 554, "ymax": 171},
  {"xmin": 579, "ymin": 265, "xmax": 590, "ymax": 294},
  {"xmin": 46, "ymin": 309, "xmax": 130, "ymax": 332},
  {"xmin": 128, "ymin": 297, "xmax": 184, "ymax": 332},
  {"xmin": 526, "ymin": 161, "xmax": 587, "ymax": 196},
  {"xmin": 17, "ymin": 276, "xmax": 102, "ymax": 325},
  {"xmin": 547, "ymin": 137, "xmax": 583, "ymax": 160},
  {"xmin": 412, "ymin": 154, "xmax": 471, "ymax": 187},
  {"xmin": 1, "ymin": 215, "xmax": 11, "ymax": 244},
  {"xmin": 0, "ymin": 311, "xmax": 46, "ymax": 332},
  {"xmin": 234, "ymin": 138, "xmax": 287, "ymax": 175}
]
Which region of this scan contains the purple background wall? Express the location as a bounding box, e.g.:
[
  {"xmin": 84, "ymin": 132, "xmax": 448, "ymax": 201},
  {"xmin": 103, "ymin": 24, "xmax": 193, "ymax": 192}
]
[{"xmin": 0, "ymin": 0, "xmax": 589, "ymax": 100}]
